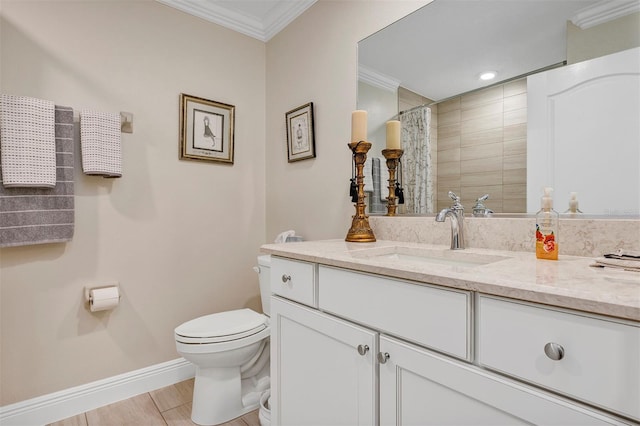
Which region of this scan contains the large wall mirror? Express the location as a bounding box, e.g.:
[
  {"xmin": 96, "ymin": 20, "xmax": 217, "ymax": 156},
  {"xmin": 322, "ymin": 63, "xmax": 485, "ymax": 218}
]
[{"xmin": 358, "ymin": 0, "xmax": 640, "ymax": 217}]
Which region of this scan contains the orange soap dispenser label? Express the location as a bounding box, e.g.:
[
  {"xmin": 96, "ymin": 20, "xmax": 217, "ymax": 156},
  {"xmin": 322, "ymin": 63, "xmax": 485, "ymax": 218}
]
[{"xmin": 536, "ymin": 224, "xmax": 558, "ymax": 260}]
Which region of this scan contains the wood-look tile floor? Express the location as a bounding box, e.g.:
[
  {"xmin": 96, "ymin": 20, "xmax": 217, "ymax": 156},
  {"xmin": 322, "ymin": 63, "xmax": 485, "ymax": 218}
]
[{"xmin": 47, "ymin": 378, "xmax": 260, "ymax": 426}]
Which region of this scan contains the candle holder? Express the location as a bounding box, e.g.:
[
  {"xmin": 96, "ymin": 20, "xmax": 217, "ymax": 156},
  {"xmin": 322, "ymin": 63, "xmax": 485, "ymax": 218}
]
[
  {"xmin": 381, "ymin": 148, "xmax": 404, "ymax": 216},
  {"xmin": 345, "ymin": 141, "xmax": 376, "ymax": 242}
]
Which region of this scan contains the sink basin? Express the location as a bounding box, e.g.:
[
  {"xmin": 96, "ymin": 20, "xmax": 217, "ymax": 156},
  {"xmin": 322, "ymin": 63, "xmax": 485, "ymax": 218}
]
[{"xmin": 350, "ymin": 246, "xmax": 510, "ymax": 268}]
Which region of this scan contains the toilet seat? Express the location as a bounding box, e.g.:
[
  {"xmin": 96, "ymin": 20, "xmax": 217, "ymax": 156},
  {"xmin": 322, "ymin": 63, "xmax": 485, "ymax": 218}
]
[{"xmin": 175, "ymin": 308, "xmax": 268, "ymax": 344}]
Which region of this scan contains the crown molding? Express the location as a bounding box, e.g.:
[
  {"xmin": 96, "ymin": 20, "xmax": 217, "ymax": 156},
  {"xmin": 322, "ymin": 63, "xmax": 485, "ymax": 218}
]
[
  {"xmin": 358, "ymin": 65, "xmax": 401, "ymax": 92},
  {"xmin": 262, "ymin": 0, "xmax": 317, "ymax": 41},
  {"xmin": 156, "ymin": 0, "xmax": 316, "ymax": 42},
  {"xmin": 571, "ymin": 0, "xmax": 640, "ymax": 29}
]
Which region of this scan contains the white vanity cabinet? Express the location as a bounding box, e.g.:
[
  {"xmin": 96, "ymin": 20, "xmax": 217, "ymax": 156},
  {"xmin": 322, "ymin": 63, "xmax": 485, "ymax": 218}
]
[
  {"xmin": 269, "ymin": 256, "xmax": 634, "ymax": 425},
  {"xmin": 477, "ymin": 295, "xmax": 640, "ymax": 421},
  {"xmin": 270, "ymin": 256, "xmax": 318, "ymax": 307},
  {"xmin": 270, "ymin": 296, "xmax": 377, "ymax": 425},
  {"xmin": 318, "ymin": 265, "xmax": 471, "ymax": 360},
  {"xmin": 379, "ymin": 335, "xmax": 620, "ymax": 425}
]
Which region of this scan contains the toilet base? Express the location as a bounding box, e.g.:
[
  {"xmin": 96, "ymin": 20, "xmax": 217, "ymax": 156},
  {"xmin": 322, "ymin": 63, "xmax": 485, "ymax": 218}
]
[{"xmin": 191, "ymin": 365, "xmax": 270, "ymax": 426}]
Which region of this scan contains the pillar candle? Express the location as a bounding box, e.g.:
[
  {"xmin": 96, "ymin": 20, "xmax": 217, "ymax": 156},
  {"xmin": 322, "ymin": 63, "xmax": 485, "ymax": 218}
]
[
  {"xmin": 386, "ymin": 120, "xmax": 401, "ymax": 149},
  {"xmin": 351, "ymin": 110, "xmax": 367, "ymax": 143}
]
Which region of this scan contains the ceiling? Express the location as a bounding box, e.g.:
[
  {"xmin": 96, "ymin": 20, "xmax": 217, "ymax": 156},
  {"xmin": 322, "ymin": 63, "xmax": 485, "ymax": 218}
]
[
  {"xmin": 359, "ymin": 0, "xmax": 639, "ymax": 102},
  {"xmin": 157, "ymin": 0, "xmax": 638, "ymax": 101},
  {"xmin": 156, "ymin": 0, "xmax": 317, "ymax": 42}
]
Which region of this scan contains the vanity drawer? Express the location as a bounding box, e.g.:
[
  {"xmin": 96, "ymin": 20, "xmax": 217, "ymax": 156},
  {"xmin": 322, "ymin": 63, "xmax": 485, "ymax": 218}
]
[
  {"xmin": 270, "ymin": 257, "xmax": 317, "ymax": 308},
  {"xmin": 477, "ymin": 295, "xmax": 640, "ymax": 420},
  {"xmin": 318, "ymin": 266, "xmax": 471, "ymax": 360}
]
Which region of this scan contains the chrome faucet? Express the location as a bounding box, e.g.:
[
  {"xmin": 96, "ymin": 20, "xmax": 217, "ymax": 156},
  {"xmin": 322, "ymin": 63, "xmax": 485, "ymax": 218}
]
[
  {"xmin": 436, "ymin": 191, "xmax": 465, "ymax": 250},
  {"xmin": 472, "ymin": 194, "xmax": 494, "ymax": 217}
]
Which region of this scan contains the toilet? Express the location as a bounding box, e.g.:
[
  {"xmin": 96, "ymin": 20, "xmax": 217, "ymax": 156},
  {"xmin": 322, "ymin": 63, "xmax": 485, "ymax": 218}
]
[{"xmin": 175, "ymin": 255, "xmax": 271, "ymax": 426}]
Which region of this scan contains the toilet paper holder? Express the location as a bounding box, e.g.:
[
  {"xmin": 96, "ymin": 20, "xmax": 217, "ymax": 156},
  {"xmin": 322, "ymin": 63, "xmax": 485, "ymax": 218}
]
[{"xmin": 84, "ymin": 283, "xmax": 120, "ymax": 312}]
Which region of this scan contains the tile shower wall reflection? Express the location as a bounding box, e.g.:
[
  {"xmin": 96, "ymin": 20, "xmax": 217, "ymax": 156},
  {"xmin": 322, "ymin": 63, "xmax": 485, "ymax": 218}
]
[{"xmin": 436, "ymin": 79, "xmax": 528, "ymax": 213}]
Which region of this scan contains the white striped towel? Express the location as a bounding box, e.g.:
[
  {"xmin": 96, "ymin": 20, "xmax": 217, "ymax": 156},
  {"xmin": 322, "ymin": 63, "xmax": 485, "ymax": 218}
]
[
  {"xmin": 0, "ymin": 94, "xmax": 56, "ymax": 188},
  {"xmin": 80, "ymin": 110, "xmax": 122, "ymax": 178}
]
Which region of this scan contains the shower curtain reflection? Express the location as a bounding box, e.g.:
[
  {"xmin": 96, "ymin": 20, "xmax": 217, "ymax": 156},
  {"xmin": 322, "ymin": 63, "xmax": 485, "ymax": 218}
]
[{"xmin": 400, "ymin": 105, "xmax": 434, "ymax": 214}]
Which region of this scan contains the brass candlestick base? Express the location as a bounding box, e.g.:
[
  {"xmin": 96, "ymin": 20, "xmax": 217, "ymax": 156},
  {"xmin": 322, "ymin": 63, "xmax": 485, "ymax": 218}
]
[
  {"xmin": 382, "ymin": 148, "xmax": 404, "ymax": 216},
  {"xmin": 346, "ymin": 141, "xmax": 376, "ymax": 242}
]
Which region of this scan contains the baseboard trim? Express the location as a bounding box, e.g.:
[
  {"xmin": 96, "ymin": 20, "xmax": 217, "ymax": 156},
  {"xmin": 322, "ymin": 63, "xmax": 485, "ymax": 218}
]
[{"xmin": 0, "ymin": 358, "xmax": 195, "ymax": 425}]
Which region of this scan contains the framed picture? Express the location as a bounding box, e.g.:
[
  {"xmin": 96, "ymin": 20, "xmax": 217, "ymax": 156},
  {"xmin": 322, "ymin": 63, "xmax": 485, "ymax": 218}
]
[
  {"xmin": 285, "ymin": 102, "xmax": 315, "ymax": 162},
  {"xmin": 180, "ymin": 93, "xmax": 235, "ymax": 164}
]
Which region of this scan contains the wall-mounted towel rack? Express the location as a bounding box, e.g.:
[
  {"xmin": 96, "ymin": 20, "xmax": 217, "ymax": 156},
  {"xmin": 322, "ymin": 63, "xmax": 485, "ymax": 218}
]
[{"xmin": 120, "ymin": 112, "xmax": 133, "ymax": 133}]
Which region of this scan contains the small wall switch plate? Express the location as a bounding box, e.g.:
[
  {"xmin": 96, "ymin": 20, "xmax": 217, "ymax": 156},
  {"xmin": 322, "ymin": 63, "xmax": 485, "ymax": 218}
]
[{"xmin": 120, "ymin": 112, "xmax": 133, "ymax": 133}]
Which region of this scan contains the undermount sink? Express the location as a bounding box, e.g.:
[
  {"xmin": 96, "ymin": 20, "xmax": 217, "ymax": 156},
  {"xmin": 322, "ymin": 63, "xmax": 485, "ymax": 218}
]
[{"xmin": 350, "ymin": 246, "xmax": 510, "ymax": 268}]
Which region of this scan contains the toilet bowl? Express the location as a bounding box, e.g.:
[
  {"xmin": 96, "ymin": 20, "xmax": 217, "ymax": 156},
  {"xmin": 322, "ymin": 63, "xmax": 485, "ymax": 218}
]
[{"xmin": 175, "ymin": 255, "xmax": 271, "ymax": 426}]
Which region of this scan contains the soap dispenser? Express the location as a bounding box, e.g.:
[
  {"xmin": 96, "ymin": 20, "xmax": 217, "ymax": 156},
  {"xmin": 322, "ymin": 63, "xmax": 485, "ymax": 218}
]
[
  {"xmin": 564, "ymin": 192, "xmax": 583, "ymax": 216},
  {"xmin": 536, "ymin": 187, "xmax": 559, "ymax": 260}
]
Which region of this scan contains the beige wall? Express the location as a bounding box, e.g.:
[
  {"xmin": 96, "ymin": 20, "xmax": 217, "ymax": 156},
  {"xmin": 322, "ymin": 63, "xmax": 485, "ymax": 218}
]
[
  {"xmin": 567, "ymin": 12, "xmax": 640, "ymax": 64},
  {"xmin": 265, "ymin": 0, "xmax": 429, "ymax": 242},
  {"xmin": 0, "ymin": 0, "xmax": 429, "ymax": 406},
  {"xmin": 0, "ymin": 1, "xmax": 266, "ymax": 405},
  {"xmin": 358, "ymin": 81, "xmax": 399, "ymax": 156},
  {"xmin": 398, "ymin": 86, "xmax": 432, "ymax": 114}
]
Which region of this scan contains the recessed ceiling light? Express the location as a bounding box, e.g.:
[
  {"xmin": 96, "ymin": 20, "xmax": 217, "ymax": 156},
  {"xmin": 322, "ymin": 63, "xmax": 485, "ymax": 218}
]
[{"xmin": 479, "ymin": 71, "xmax": 497, "ymax": 81}]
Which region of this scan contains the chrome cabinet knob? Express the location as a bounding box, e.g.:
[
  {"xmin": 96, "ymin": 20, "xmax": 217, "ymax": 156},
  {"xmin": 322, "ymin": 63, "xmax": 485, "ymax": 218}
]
[
  {"xmin": 377, "ymin": 352, "xmax": 390, "ymax": 364},
  {"xmin": 544, "ymin": 342, "xmax": 565, "ymax": 361},
  {"xmin": 281, "ymin": 274, "xmax": 291, "ymax": 283},
  {"xmin": 357, "ymin": 345, "xmax": 369, "ymax": 356}
]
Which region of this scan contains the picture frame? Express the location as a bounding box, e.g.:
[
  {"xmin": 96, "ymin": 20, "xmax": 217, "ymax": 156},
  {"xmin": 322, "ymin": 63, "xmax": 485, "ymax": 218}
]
[
  {"xmin": 285, "ymin": 102, "xmax": 315, "ymax": 162},
  {"xmin": 180, "ymin": 93, "xmax": 235, "ymax": 164}
]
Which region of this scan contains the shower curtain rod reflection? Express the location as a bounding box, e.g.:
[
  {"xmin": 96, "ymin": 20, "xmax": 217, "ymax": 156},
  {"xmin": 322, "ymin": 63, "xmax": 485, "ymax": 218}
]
[{"xmin": 398, "ymin": 103, "xmax": 431, "ymax": 116}]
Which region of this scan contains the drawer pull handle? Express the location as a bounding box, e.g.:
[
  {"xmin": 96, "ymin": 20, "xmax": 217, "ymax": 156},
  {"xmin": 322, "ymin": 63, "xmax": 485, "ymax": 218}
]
[
  {"xmin": 357, "ymin": 345, "xmax": 369, "ymax": 356},
  {"xmin": 544, "ymin": 342, "xmax": 565, "ymax": 361},
  {"xmin": 281, "ymin": 274, "xmax": 291, "ymax": 283},
  {"xmin": 377, "ymin": 352, "xmax": 390, "ymax": 364}
]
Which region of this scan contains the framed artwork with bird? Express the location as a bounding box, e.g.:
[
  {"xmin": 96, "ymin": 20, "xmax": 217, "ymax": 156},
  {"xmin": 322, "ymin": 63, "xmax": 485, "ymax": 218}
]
[{"xmin": 179, "ymin": 93, "xmax": 235, "ymax": 164}]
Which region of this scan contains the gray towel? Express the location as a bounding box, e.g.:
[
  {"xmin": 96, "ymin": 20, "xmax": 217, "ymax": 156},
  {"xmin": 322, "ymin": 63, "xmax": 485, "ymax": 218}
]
[{"xmin": 0, "ymin": 106, "xmax": 74, "ymax": 247}]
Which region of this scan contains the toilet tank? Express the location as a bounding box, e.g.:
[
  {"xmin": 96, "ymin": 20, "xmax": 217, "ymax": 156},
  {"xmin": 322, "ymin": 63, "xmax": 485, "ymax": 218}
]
[{"xmin": 256, "ymin": 255, "xmax": 271, "ymax": 316}]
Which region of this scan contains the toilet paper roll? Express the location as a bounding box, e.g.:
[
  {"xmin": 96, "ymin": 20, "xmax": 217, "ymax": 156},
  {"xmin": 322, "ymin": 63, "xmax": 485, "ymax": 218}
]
[{"xmin": 89, "ymin": 286, "xmax": 120, "ymax": 312}]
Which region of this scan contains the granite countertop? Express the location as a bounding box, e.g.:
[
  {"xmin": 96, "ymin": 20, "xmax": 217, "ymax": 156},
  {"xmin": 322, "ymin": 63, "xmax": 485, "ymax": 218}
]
[{"xmin": 261, "ymin": 239, "xmax": 640, "ymax": 322}]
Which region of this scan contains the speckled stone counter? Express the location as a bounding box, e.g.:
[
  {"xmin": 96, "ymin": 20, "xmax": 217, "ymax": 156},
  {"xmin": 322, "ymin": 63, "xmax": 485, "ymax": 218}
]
[{"xmin": 261, "ymin": 239, "xmax": 640, "ymax": 322}]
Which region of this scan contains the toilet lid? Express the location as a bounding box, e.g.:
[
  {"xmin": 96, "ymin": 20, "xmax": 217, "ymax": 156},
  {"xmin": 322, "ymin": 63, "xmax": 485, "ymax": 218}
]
[{"xmin": 175, "ymin": 308, "xmax": 268, "ymax": 344}]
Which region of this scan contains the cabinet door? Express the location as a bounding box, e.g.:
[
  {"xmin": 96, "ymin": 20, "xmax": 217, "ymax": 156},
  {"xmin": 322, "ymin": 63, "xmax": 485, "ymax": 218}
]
[
  {"xmin": 379, "ymin": 335, "xmax": 620, "ymax": 426},
  {"xmin": 270, "ymin": 296, "xmax": 377, "ymax": 426}
]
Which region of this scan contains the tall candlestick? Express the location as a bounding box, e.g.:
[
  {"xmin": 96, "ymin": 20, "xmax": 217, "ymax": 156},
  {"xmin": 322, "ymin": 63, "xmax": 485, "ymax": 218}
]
[
  {"xmin": 381, "ymin": 148, "xmax": 404, "ymax": 216},
  {"xmin": 351, "ymin": 110, "xmax": 367, "ymax": 143},
  {"xmin": 386, "ymin": 120, "xmax": 401, "ymax": 149},
  {"xmin": 346, "ymin": 141, "xmax": 376, "ymax": 242}
]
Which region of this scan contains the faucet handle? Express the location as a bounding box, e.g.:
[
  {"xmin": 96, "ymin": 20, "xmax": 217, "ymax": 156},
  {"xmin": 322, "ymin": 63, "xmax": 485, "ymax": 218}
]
[
  {"xmin": 448, "ymin": 191, "xmax": 463, "ymax": 210},
  {"xmin": 473, "ymin": 194, "xmax": 493, "ymax": 217}
]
